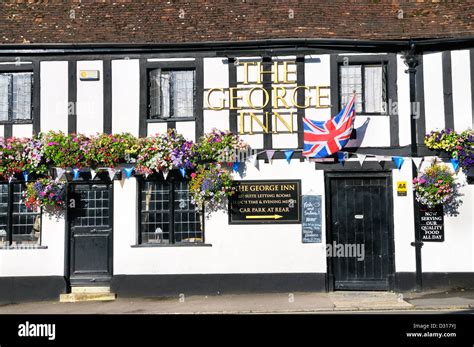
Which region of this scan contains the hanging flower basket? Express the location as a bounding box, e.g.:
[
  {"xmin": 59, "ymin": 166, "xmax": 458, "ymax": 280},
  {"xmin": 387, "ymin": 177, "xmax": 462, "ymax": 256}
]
[
  {"xmin": 189, "ymin": 164, "xmax": 235, "ymax": 213},
  {"xmin": 413, "ymin": 162, "xmax": 457, "ymax": 208},
  {"xmin": 24, "ymin": 178, "xmax": 66, "ymax": 213}
]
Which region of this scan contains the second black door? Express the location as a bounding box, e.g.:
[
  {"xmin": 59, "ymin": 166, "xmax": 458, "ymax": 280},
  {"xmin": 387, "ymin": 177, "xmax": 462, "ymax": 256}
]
[{"xmin": 68, "ymin": 183, "xmax": 113, "ymax": 286}]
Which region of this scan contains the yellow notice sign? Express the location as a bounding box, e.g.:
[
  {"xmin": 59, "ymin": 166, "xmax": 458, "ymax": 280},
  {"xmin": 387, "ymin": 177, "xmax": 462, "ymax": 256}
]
[{"xmin": 397, "ymin": 181, "xmax": 407, "ymax": 196}]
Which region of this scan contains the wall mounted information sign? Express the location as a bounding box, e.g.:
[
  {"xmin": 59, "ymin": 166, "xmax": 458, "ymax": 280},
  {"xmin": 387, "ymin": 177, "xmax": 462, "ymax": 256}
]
[
  {"xmin": 302, "ymin": 195, "xmax": 322, "ymax": 243},
  {"xmin": 229, "ymin": 180, "xmax": 301, "ymax": 224}
]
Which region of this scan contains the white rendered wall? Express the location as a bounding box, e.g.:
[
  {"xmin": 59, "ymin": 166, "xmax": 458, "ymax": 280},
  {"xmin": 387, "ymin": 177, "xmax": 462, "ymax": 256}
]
[
  {"xmin": 305, "ymin": 54, "xmax": 331, "ymax": 122},
  {"xmin": 420, "ymin": 167, "xmax": 474, "ymax": 272},
  {"xmin": 236, "ymin": 57, "xmax": 264, "ymax": 149},
  {"xmin": 12, "ymin": 124, "xmax": 33, "ymax": 137},
  {"xmin": 0, "ymin": 61, "xmax": 68, "ymax": 278},
  {"xmin": 423, "ymin": 52, "xmax": 445, "ymax": 132},
  {"xmin": 392, "ymin": 163, "xmax": 416, "ymax": 272},
  {"xmin": 76, "ymin": 60, "xmax": 103, "ymax": 134},
  {"xmin": 147, "ymin": 122, "xmax": 167, "ymax": 136},
  {"xmin": 0, "ymin": 215, "xmax": 65, "ymax": 277},
  {"xmin": 203, "ymin": 58, "xmax": 230, "ymax": 133},
  {"xmin": 175, "ymin": 121, "xmax": 196, "ymax": 142},
  {"xmin": 40, "ymin": 61, "xmax": 68, "ymax": 133},
  {"xmin": 392, "ymin": 159, "xmax": 473, "ymax": 273},
  {"xmin": 397, "ymin": 54, "xmax": 412, "ymax": 147},
  {"xmin": 451, "ymin": 50, "xmax": 473, "ymax": 132},
  {"xmin": 271, "ymin": 56, "xmax": 299, "ymax": 149},
  {"xmin": 114, "ymin": 160, "xmax": 327, "ymax": 275},
  {"xmin": 112, "ymin": 59, "xmax": 140, "ymax": 136}
]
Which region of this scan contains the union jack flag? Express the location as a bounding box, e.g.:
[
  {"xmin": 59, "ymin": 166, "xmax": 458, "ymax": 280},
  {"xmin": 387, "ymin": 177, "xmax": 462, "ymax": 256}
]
[{"xmin": 302, "ymin": 95, "xmax": 356, "ymax": 158}]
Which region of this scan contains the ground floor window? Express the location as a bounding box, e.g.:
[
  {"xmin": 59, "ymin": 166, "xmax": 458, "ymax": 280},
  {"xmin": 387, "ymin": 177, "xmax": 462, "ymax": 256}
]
[
  {"xmin": 0, "ymin": 182, "xmax": 41, "ymax": 247},
  {"xmin": 139, "ymin": 177, "xmax": 203, "ymax": 245}
]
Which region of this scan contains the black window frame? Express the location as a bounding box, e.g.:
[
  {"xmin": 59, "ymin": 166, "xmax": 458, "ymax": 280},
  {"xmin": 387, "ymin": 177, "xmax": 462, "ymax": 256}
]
[
  {"xmin": 0, "ymin": 69, "xmax": 34, "ymax": 125},
  {"xmin": 146, "ymin": 61, "xmax": 197, "ymax": 122},
  {"xmin": 338, "ymin": 62, "xmax": 388, "ymax": 116},
  {"xmin": 330, "ymin": 54, "xmax": 399, "ymax": 147},
  {"xmin": 0, "ymin": 182, "xmax": 42, "ymax": 247},
  {"xmin": 137, "ymin": 173, "xmax": 205, "ymax": 246}
]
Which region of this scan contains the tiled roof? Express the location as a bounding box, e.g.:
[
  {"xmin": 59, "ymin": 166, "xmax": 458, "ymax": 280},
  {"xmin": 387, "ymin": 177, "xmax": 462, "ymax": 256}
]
[{"xmin": 0, "ymin": 0, "xmax": 472, "ymax": 45}]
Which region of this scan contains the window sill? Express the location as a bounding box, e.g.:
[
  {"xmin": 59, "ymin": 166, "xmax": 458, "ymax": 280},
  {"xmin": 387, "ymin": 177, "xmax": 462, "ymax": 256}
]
[
  {"xmin": 0, "ymin": 120, "xmax": 33, "ymax": 125},
  {"xmin": 131, "ymin": 243, "xmax": 212, "ymax": 248},
  {"xmin": 0, "ymin": 245, "xmax": 47, "ymax": 250},
  {"xmin": 345, "ymin": 113, "xmax": 389, "ymax": 117},
  {"xmin": 147, "ymin": 117, "xmax": 196, "ymax": 123}
]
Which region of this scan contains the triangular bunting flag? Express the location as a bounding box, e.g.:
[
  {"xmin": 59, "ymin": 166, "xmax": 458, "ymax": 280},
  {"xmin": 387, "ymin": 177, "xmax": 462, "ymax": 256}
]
[
  {"xmin": 72, "ymin": 168, "xmax": 80, "ymax": 181},
  {"xmin": 284, "ymin": 150, "xmax": 294, "ymax": 164},
  {"xmin": 346, "ymin": 118, "xmax": 370, "ymax": 148},
  {"xmin": 392, "ymin": 156, "xmax": 404, "ymax": 170},
  {"xmin": 232, "ymin": 162, "xmax": 240, "ymax": 173},
  {"xmin": 375, "ymin": 155, "xmax": 385, "ymax": 163},
  {"xmin": 162, "ymin": 169, "xmax": 169, "ymax": 180},
  {"xmin": 356, "ymin": 154, "xmax": 367, "ymax": 166},
  {"xmin": 124, "ymin": 167, "xmax": 134, "ymax": 179},
  {"xmin": 247, "ymin": 155, "xmax": 254, "ymax": 166},
  {"xmin": 337, "ymin": 152, "xmax": 347, "ymax": 166},
  {"xmin": 144, "ymin": 172, "xmax": 150, "ymax": 179},
  {"xmin": 450, "ymin": 158, "xmax": 459, "ymax": 172},
  {"xmin": 90, "ymin": 168, "xmax": 97, "ymax": 180},
  {"xmin": 266, "ymin": 150, "xmax": 276, "ymax": 162},
  {"xmin": 55, "ymin": 168, "xmax": 66, "ymax": 181},
  {"xmin": 107, "ymin": 168, "xmax": 116, "ymax": 181},
  {"xmin": 22, "ymin": 171, "xmax": 29, "ymax": 182},
  {"xmin": 248, "ymin": 154, "xmax": 259, "ymax": 170},
  {"xmin": 179, "ymin": 168, "xmax": 186, "ymax": 178},
  {"xmin": 8, "ymin": 175, "xmax": 14, "ymax": 183},
  {"xmin": 412, "ymin": 157, "xmax": 424, "ymax": 171},
  {"xmin": 253, "ymin": 156, "xmax": 259, "ymax": 170}
]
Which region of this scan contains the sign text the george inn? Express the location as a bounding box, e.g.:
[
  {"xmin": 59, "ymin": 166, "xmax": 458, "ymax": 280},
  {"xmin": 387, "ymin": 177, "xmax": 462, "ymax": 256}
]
[{"xmin": 205, "ymin": 61, "xmax": 331, "ymax": 135}]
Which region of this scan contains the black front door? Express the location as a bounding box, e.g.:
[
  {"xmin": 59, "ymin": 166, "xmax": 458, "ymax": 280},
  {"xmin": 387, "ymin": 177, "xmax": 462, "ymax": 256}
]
[
  {"xmin": 68, "ymin": 183, "xmax": 113, "ymax": 286},
  {"xmin": 326, "ymin": 173, "xmax": 394, "ymax": 291}
]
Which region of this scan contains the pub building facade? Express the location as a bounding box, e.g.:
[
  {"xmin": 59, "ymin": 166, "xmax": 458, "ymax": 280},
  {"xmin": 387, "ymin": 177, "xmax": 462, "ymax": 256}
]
[{"xmin": 0, "ymin": 2, "xmax": 473, "ymax": 302}]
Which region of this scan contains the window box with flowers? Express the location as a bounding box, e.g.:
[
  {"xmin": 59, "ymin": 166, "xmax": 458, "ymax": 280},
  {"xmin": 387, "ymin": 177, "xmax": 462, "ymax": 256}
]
[{"xmin": 425, "ymin": 129, "xmax": 474, "ymax": 179}]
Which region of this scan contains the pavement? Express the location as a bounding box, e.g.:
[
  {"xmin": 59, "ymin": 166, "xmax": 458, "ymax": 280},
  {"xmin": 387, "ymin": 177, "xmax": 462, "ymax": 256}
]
[{"xmin": 0, "ymin": 289, "xmax": 473, "ymax": 314}]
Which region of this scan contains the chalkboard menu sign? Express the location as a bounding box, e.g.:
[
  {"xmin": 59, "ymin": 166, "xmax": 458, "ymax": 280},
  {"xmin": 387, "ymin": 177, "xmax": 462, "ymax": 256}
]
[
  {"xmin": 302, "ymin": 195, "xmax": 322, "ymax": 243},
  {"xmin": 229, "ymin": 180, "xmax": 301, "ymax": 224},
  {"xmin": 419, "ymin": 204, "xmax": 444, "ymax": 242}
]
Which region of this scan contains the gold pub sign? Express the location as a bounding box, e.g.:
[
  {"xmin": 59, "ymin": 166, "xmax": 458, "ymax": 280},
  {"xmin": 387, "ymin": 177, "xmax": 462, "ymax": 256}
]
[{"xmin": 204, "ymin": 60, "xmax": 331, "ymax": 135}]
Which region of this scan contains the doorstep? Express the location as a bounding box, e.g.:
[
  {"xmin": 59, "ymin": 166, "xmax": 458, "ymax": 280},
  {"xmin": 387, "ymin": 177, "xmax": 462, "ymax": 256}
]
[
  {"xmin": 328, "ymin": 291, "xmax": 414, "ymax": 311},
  {"xmin": 60, "ymin": 286, "xmax": 116, "ymax": 303}
]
